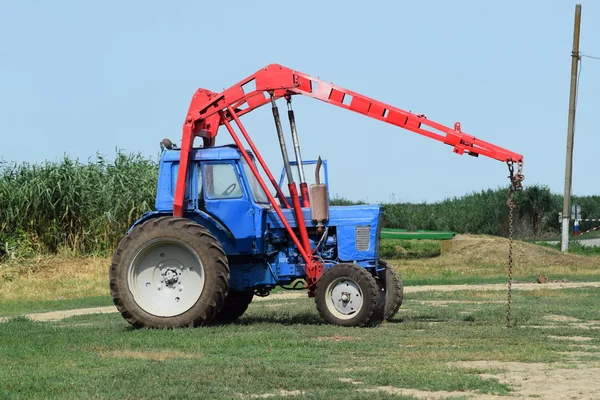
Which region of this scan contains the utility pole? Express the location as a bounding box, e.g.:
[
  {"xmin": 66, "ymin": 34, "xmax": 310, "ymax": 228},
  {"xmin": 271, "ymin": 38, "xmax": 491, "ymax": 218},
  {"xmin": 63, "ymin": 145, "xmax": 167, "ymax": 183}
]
[{"xmin": 561, "ymin": 4, "xmax": 582, "ymax": 252}]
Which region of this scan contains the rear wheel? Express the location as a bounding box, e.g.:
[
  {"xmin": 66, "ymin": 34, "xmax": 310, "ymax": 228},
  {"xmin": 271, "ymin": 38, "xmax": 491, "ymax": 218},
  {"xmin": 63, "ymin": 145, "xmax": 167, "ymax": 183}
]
[
  {"xmin": 109, "ymin": 216, "xmax": 230, "ymax": 328},
  {"xmin": 212, "ymin": 291, "xmax": 254, "ymax": 323},
  {"xmin": 380, "ymin": 260, "xmax": 404, "ymax": 321},
  {"xmin": 315, "ymin": 264, "xmax": 381, "ymax": 327}
]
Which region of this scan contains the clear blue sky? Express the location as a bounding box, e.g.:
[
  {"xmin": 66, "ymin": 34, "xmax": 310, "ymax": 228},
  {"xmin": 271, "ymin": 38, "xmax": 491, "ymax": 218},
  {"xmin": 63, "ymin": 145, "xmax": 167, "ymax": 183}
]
[{"xmin": 1, "ymin": 1, "xmax": 598, "ymax": 203}]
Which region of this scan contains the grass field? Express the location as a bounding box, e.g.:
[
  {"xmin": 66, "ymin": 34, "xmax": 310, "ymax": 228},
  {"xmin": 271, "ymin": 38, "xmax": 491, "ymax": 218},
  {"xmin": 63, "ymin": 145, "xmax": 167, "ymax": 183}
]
[
  {"xmin": 1, "ymin": 236, "xmax": 599, "ymax": 399},
  {"xmin": 1, "ymin": 287, "xmax": 599, "ymax": 399}
]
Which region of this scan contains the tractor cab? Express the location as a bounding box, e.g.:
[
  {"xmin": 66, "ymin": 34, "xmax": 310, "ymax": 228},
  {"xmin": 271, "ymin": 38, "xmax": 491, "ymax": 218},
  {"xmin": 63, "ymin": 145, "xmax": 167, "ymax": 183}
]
[
  {"xmin": 151, "ymin": 144, "xmax": 382, "ymax": 266},
  {"xmin": 154, "ymin": 145, "xmax": 270, "ymax": 255}
]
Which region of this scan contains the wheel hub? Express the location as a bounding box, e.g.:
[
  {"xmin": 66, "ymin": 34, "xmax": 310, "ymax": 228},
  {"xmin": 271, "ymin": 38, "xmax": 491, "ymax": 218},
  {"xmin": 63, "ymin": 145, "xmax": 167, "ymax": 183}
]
[
  {"xmin": 127, "ymin": 238, "xmax": 205, "ymax": 317},
  {"xmin": 163, "ymin": 268, "xmax": 180, "ymax": 286},
  {"xmin": 328, "ymin": 279, "xmax": 363, "ymax": 317}
]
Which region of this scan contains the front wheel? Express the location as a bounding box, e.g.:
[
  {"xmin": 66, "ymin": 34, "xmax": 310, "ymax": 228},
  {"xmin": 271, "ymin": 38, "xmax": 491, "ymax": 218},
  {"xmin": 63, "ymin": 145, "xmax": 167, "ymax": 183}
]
[
  {"xmin": 380, "ymin": 260, "xmax": 404, "ymax": 321},
  {"xmin": 315, "ymin": 264, "xmax": 381, "ymax": 327},
  {"xmin": 109, "ymin": 217, "xmax": 230, "ymax": 328}
]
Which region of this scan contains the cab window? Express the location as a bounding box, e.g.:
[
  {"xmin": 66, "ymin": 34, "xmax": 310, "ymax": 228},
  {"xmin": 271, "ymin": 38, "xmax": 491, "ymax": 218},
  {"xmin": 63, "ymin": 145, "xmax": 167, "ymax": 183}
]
[
  {"xmin": 171, "ymin": 163, "xmax": 190, "ymax": 198},
  {"xmin": 203, "ymin": 163, "xmax": 243, "ymax": 199}
]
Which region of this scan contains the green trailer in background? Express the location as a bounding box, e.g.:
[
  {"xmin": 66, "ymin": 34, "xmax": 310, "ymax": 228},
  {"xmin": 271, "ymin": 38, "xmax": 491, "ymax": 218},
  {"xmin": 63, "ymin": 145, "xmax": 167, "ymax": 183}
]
[{"xmin": 380, "ymin": 229, "xmax": 457, "ymax": 254}]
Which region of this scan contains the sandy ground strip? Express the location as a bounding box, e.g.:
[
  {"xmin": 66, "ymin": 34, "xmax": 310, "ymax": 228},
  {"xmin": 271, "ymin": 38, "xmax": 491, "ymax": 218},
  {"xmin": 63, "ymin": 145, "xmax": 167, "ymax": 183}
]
[{"xmin": 2, "ymin": 280, "xmax": 599, "ymax": 323}]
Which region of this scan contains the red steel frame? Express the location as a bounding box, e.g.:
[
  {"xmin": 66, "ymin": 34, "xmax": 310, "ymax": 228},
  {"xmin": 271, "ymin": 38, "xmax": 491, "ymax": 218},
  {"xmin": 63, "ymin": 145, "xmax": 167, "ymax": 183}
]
[
  {"xmin": 173, "ymin": 63, "xmax": 524, "ymax": 287},
  {"xmin": 220, "ymin": 107, "xmax": 320, "ymax": 287}
]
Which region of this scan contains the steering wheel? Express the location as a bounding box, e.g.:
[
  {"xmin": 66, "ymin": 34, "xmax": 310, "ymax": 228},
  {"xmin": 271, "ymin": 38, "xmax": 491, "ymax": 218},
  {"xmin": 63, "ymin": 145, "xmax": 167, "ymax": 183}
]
[{"xmin": 220, "ymin": 183, "xmax": 237, "ymax": 197}]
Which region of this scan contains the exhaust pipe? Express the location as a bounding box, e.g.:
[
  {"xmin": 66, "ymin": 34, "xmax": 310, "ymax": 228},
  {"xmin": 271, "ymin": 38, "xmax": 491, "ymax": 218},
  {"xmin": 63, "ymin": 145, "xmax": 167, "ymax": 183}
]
[{"xmin": 310, "ymin": 157, "xmax": 329, "ymax": 234}]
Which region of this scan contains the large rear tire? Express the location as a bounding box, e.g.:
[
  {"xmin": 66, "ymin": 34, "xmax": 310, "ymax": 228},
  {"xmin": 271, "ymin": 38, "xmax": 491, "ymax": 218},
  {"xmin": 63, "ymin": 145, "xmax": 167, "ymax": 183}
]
[
  {"xmin": 315, "ymin": 263, "xmax": 381, "ymax": 327},
  {"xmin": 380, "ymin": 260, "xmax": 404, "ymax": 321},
  {"xmin": 109, "ymin": 216, "xmax": 230, "ymax": 328},
  {"xmin": 212, "ymin": 290, "xmax": 254, "ymax": 323}
]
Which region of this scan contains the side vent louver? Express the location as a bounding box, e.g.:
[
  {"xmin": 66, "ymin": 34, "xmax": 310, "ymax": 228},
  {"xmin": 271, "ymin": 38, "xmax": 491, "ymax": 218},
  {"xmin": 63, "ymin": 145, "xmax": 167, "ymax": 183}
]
[{"xmin": 355, "ymin": 225, "xmax": 371, "ymax": 251}]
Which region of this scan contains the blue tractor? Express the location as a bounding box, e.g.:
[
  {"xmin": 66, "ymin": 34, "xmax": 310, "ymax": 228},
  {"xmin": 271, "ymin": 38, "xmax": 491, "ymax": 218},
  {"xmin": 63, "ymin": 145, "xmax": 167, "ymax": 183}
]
[
  {"xmin": 109, "ymin": 64, "xmax": 523, "ymax": 328},
  {"xmin": 110, "ymin": 144, "xmax": 402, "ymax": 328}
]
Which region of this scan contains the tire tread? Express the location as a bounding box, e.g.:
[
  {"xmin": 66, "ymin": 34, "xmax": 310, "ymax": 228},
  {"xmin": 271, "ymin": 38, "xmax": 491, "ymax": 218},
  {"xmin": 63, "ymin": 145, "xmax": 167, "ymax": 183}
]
[{"xmin": 109, "ymin": 216, "xmax": 230, "ymax": 328}]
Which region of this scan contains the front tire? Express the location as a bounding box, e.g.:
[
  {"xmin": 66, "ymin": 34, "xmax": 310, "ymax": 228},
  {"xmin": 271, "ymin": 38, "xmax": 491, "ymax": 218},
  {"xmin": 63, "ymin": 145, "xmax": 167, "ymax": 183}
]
[
  {"xmin": 380, "ymin": 260, "xmax": 404, "ymax": 321},
  {"xmin": 315, "ymin": 264, "xmax": 381, "ymax": 327},
  {"xmin": 109, "ymin": 216, "xmax": 230, "ymax": 328}
]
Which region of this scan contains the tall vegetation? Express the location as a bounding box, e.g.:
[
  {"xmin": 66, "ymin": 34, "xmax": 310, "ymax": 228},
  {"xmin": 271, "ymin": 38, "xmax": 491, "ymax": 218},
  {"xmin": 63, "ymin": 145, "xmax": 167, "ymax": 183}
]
[
  {"xmin": 0, "ymin": 152, "xmax": 157, "ymax": 260},
  {"xmin": 334, "ymin": 186, "xmax": 599, "ymax": 238},
  {"xmin": 1, "ymin": 152, "xmax": 599, "ymax": 261}
]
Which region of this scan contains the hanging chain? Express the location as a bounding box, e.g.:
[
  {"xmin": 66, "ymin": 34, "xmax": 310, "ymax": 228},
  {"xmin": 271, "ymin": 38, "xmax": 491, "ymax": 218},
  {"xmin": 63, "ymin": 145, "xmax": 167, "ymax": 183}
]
[{"xmin": 506, "ymin": 161, "xmax": 524, "ymax": 328}]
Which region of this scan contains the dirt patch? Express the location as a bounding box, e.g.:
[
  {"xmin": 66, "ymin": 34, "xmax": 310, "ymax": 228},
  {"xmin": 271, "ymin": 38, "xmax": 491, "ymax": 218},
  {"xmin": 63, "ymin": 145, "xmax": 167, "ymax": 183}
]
[
  {"xmin": 570, "ymin": 323, "xmax": 600, "ymax": 330},
  {"xmin": 444, "ymin": 234, "xmax": 599, "ymax": 268},
  {"xmin": 3, "ymin": 281, "xmax": 600, "ymax": 323},
  {"xmin": 53, "ymin": 322, "xmax": 98, "ymax": 328},
  {"xmin": 0, "ymin": 306, "xmax": 117, "ymax": 323},
  {"xmin": 315, "ymin": 335, "xmax": 359, "ymax": 342},
  {"xmin": 415, "ymin": 300, "xmax": 504, "ymax": 306},
  {"xmin": 241, "ymin": 389, "xmax": 304, "ymax": 398},
  {"xmin": 357, "ymin": 386, "xmax": 483, "ymax": 399},
  {"xmin": 453, "ymin": 360, "xmax": 600, "ymax": 399},
  {"xmin": 549, "ymin": 335, "xmax": 593, "ymax": 342},
  {"xmin": 99, "ymin": 349, "xmax": 202, "ymax": 361},
  {"xmin": 544, "ymin": 314, "xmax": 581, "ymax": 322},
  {"xmin": 407, "ymin": 281, "xmax": 600, "ymax": 294},
  {"xmin": 338, "ymin": 378, "xmax": 364, "ymax": 385},
  {"xmin": 525, "ymin": 323, "xmax": 600, "ymax": 330},
  {"xmin": 569, "ymin": 344, "xmax": 600, "ymax": 350},
  {"xmin": 245, "ymin": 281, "xmax": 600, "ymax": 299}
]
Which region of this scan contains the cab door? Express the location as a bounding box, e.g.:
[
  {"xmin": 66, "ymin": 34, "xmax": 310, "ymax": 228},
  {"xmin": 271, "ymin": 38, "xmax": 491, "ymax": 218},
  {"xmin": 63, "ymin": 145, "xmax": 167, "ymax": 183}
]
[{"xmin": 201, "ymin": 161, "xmax": 256, "ymax": 254}]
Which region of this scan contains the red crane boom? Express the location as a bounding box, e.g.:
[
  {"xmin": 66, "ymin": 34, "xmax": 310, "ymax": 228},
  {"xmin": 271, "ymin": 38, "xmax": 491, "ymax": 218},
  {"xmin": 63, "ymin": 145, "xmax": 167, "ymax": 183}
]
[{"xmin": 173, "ymin": 63, "xmax": 524, "ymax": 289}]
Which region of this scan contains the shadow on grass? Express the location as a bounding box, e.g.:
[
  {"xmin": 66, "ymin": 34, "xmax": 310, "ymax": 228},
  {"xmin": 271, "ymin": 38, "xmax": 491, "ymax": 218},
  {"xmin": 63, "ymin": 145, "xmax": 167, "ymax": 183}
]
[
  {"xmin": 235, "ymin": 311, "xmax": 324, "ymax": 326},
  {"xmin": 387, "ymin": 314, "xmax": 450, "ymax": 324},
  {"xmin": 115, "ymin": 312, "xmax": 454, "ymax": 330}
]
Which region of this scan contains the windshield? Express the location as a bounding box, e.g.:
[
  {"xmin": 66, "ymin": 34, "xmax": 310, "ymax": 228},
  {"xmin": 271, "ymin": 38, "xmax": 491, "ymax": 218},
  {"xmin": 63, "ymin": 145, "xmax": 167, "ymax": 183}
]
[{"xmin": 241, "ymin": 158, "xmax": 269, "ymax": 204}]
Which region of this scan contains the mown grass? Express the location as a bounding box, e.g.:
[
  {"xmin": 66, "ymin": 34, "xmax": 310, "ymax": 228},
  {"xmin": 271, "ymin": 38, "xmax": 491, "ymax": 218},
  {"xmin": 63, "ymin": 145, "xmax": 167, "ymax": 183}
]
[{"xmin": 1, "ymin": 287, "xmax": 598, "ymax": 399}]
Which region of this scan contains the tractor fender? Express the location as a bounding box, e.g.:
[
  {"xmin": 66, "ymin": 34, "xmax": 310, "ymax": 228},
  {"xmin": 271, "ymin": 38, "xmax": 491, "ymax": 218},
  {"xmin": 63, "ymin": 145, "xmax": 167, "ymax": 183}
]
[
  {"xmin": 127, "ymin": 210, "xmax": 237, "ymax": 254},
  {"xmin": 127, "ymin": 211, "xmax": 164, "ymax": 233}
]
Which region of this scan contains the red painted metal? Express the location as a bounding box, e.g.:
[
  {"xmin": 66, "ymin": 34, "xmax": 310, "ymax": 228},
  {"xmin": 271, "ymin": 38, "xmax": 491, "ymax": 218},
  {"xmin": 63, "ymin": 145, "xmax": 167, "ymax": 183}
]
[
  {"xmin": 220, "ymin": 111, "xmax": 322, "ymax": 288},
  {"xmin": 173, "ymin": 126, "xmax": 194, "ymax": 217},
  {"xmin": 227, "ymin": 107, "xmax": 290, "ymax": 209},
  {"xmin": 183, "ymin": 64, "xmax": 523, "ymax": 163},
  {"xmin": 176, "ymin": 64, "xmax": 523, "ymax": 216},
  {"xmin": 174, "ymin": 63, "xmax": 524, "ymax": 286},
  {"xmin": 299, "ymin": 182, "xmax": 310, "ymax": 208},
  {"xmin": 288, "ymin": 183, "xmax": 312, "ymax": 257}
]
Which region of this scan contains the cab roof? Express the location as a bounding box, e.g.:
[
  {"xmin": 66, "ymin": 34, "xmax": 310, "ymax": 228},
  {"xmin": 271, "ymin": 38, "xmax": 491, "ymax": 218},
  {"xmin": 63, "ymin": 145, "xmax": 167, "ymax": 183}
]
[{"xmin": 161, "ymin": 144, "xmax": 254, "ymax": 162}]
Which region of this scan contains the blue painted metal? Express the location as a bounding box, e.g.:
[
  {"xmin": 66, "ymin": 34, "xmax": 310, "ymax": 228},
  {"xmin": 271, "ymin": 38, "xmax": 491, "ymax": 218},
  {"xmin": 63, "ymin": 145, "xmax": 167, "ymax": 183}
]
[
  {"xmin": 265, "ymin": 206, "xmax": 382, "ymax": 262},
  {"xmin": 151, "ymin": 145, "xmax": 383, "ymax": 293},
  {"xmin": 201, "ymin": 161, "xmax": 257, "ymax": 253}
]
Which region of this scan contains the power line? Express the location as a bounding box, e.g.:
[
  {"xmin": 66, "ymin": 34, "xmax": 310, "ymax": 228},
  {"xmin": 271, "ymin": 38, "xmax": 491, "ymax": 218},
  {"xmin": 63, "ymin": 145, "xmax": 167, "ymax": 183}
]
[{"xmin": 581, "ymin": 53, "xmax": 600, "ymax": 61}]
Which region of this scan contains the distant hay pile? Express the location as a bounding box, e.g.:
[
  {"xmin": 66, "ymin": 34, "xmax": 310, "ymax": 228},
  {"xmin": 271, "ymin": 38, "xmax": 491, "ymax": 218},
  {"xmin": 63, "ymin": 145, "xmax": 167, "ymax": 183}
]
[{"xmin": 442, "ymin": 235, "xmax": 599, "ymax": 268}]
